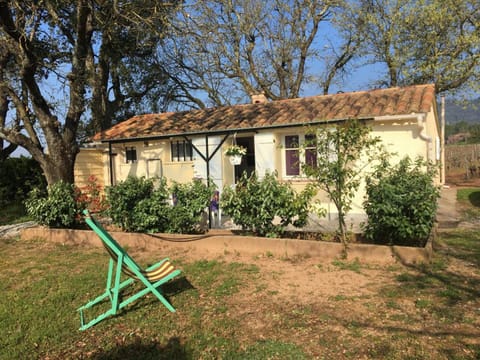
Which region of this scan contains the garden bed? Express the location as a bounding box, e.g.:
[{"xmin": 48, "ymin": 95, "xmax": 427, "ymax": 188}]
[{"xmin": 20, "ymin": 225, "xmax": 434, "ymax": 265}]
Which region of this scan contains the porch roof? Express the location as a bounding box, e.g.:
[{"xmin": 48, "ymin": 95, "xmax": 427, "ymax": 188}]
[{"xmin": 92, "ymin": 83, "xmax": 436, "ymax": 143}]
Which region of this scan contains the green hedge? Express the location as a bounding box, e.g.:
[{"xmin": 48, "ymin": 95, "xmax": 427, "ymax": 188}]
[
  {"xmin": 363, "ymin": 157, "xmax": 440, "ymax": 247},
  {"xmin": 221, "ymin": 172, "xmax": 314, "ymax": 237},
  {"xmin": 106, "ymin": 176, "xmax": 215, "ymax": 234}
]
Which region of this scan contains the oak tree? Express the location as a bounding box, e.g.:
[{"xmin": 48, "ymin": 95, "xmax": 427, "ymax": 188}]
[
  {"xmin": 160, "ymin": 0, "xmax": 355, "ymax": 107},
  {"xmin": 344, "ymin": 0, "xmax": 480, "ymax": 94},
  {"xmin": 0, "ymin": 0, "xmax": 176, "ymax": 185}
]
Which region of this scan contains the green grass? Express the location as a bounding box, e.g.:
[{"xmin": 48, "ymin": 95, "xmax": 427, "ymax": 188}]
[
  {"xmin": 457, "ymin": 187, "xmax": 480, "ymax": 220},
  {"xmin": 457, "ymin": 187, "xmax": 480, "ymax": 205},
  {"xmin": 0, "ymin": 240, "xmax": 303, "ymax": 359},
  {"xmin": 1, "ymin": 229, "xmax": 480, "ymax": 359},
  {"xmin": 331, "ymin": 258, "xmax": 363, "ymax": 273}
]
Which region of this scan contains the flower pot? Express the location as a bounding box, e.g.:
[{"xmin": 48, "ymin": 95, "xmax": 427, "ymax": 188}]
[{"xmin": 229, "ymin": 154, "xmax": 242, "ymax": 165}]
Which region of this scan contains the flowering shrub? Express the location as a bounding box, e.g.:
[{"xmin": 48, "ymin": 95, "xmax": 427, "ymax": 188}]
[
  {"xmin": 76, "ymin": 175, "xmax": 108, "ymax": 213},
  {"xmin": 225, "ymin": 145, "xmax": 247, "ymax": 156}
]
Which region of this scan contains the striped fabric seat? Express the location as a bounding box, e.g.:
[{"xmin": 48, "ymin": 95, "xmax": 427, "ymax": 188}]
[
  {"xmin": 101, "ymin": 242, "xmax": 176, "ymax": 282},
  {"xmin": 77, "ymin": 210, "xmax": 182, "ymax": 331}
]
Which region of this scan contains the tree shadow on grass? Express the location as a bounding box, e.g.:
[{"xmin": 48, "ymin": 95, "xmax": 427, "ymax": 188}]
[
  {"xmin": 468, "ymin": 191, "xmax": 480, "ymax": 207},
  {"xmin": 91, "ymin": 336, "xmax": 189, "ymax": 360}
]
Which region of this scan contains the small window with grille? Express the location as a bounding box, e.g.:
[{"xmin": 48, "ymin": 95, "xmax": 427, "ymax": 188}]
[
  {"xmin": 125, "ymin": 147, "xmax": 137, "ymax": 163},
  {"xmin": 171, "ymin": 140, "xmax": 193, "ymax": 161}
]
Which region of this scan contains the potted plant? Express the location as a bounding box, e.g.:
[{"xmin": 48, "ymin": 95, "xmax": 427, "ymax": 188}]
[{"xmin": 225, "ymin": 144, "xmax": 247, "ymax": 165}]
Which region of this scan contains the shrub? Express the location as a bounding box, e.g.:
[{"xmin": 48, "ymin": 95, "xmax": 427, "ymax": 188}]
[
  {"xmin": 221, "ymin": 172, "xmax": 314, "ymax": 237},
  {"xmin": 105, "ymin": 176, "xmax": 156, "ymax": 232},
  {"xmin": 106, "ymin": 177, "xmax": 214, "ymax": 233},
  {"xmin": 24, "ymin": 181, "xmax": 83, "ymax": 228},
  {"xmin": 131, "ymin": 180, "xmax": 171, "ymax": 233},
  {"xmin": 363, "ymin": 156, "xmax": 440, "ymax": 246},
  {"xmin": 167, "ymin": 179, "xmax": 214, "ymax": 233}
]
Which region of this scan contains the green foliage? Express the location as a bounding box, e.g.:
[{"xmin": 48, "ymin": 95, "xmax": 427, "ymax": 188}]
[
  {"xmin": 221, "ymin": 172, "xmax": 314, "ymax": 237},
  {"xmin": 0, "ymin": 156, "xmax": 46, "ymax": 207},
  {"xmin": 105, "ymin": 176, "xmax": 156, "ymax": 232},
  {"xmin": 446, "ymin": 121, "xmax": 480, "ymax": 144},
  {"xmin": 363, "ymin": 156, "xmax": 440, "ymax": 247},
  {"xmin": 24, "ymin": 181, "xmax": 83, "ymax": 228},
  {"xmin": 302, "ymin": 120, "xmax": 386, "ymax": 246},
  {"xmin": 0, "ymin": 201, "xmax": 29, "ymax": 225},
  {"xmin": 131, "ymin": 180, "xmax": 170, "ymax": 233},
  {"xmin": 106, "ymin": 176, "xmax": 214, "ymax": 233},
  {"xmin": 456, "ymin": 188, "xmax": 480, "ymax": 221},
  {"xmin": 457, "ymin": 188, "xmax": 480, "ymax": 204},
  {"xmin": 345, "ymin": 0, "xmax": 479, "ymax": 95},
  {"xmin": 166, "ymin": 180, "xmax": 214, "ymax": 233}
]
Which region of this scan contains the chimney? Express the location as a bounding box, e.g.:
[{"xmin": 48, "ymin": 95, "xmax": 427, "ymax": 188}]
[{"xmin": 251, "ymin": 93, "xmax": 268, "ymax": 104}]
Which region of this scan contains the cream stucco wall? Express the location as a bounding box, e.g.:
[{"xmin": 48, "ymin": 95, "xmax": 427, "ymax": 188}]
[
  {"xmin": 76, "ymin": 140, "xmax": 195, "ymax": 188},
  {"xmin": 74, "ymin": 148, "xmax": 106, "ymax": 189}
]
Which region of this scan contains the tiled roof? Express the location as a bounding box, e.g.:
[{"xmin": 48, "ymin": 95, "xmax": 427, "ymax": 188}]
[{"xmin": 93, "ymin": 84, "xmax": 436, "ymax": 142}]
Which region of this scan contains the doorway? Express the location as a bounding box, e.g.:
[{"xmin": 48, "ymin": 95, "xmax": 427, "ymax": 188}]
[{"xmin": 234, "ymin": 136, "xmax": 255, "ymax": 183}]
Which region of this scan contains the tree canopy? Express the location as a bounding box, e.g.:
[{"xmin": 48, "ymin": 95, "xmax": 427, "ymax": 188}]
[
  {"xmin": 0, "ymin": 0, "xmax": 177, "ymax": 185},
  {"xmin": 159, "ymin": 0, "xmax": 355, "ymax": 108},
  {"xmin": 342, "ymin": 0, "xmax": 480, "ymax": 95}
]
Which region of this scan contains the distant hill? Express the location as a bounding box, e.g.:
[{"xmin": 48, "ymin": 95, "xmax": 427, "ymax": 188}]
[{"xmin": 443, "ymin": 98, "xmax": 480, "ymax": 124}]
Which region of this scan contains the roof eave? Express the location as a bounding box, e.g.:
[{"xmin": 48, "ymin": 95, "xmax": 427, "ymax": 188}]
[{"xmin": 96, "ymin": 116, "xmax": 375, "ymax": 144}]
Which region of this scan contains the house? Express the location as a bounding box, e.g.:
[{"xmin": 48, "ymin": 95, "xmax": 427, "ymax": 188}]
[{"xmin": 75, "ymin": 83, "xmax": 442, "ymax": 228}]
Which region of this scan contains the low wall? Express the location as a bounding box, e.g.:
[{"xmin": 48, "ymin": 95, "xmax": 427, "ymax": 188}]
[{"xmin": 20, "ymin": 227, "xmax": 433, "ymax": 265}]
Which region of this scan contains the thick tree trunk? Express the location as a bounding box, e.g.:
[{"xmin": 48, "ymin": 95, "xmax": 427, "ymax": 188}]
[{"xmin": 37, "ymin": 151, "xmax": 77, "ymax": 186}]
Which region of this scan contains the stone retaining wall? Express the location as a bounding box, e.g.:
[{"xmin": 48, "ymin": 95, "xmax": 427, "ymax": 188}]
[{"xmin": 20, "ymin": 227, "xmax": 433, "ymax": 265}]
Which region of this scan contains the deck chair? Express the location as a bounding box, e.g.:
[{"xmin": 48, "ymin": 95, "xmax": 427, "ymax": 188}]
[{"xmin": 78, "ymin": 210, "xmax": 181, "ymax": 331}]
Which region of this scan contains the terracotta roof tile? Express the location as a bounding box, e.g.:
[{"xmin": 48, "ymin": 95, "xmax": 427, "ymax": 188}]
[{"xmin": 93, "ymin": 84, "xmax": 436, "ymax": 142}]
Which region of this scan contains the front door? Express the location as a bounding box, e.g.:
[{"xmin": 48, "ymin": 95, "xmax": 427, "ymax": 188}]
[{"xmin": 234, "ymin": 136, "xmax": 255, "ymax": 183}]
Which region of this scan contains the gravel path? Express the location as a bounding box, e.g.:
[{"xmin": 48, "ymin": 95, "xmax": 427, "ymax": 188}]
[{"xmin": 0, "ymin": 222, "xmax": 37, "ymax": 238}]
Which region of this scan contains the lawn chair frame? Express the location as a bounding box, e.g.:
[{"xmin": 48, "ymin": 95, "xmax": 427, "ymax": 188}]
[{"xmin": 78, "ymin": 210, "xmax": 181, "ymax": 331}]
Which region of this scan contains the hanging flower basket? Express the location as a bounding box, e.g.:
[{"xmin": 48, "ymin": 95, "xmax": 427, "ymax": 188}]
[
  {"xmin": 229, "ymin": 154, "xmax": 243, "ymax": 165},
  {"xmin": 225, "ymin": 145, "xmax": 246, "ymax": 165}
]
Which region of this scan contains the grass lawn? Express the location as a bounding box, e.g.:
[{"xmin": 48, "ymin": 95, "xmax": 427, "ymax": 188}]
[
  {"xmin": 457, "ymin": 187, "xmax": 480, "ymax": 221},
  {"xmin": 1, "ymin": 227, "xmax": 480, "ymax": 359}
]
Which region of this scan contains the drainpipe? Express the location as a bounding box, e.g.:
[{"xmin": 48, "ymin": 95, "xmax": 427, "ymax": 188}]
[
  {"xmin": 374, "ymin": 113, "xmax": 432, "ymax": 160},
  {"xmin": 108, "ymin": 142, "xmax": 114, "ymax": 186}
]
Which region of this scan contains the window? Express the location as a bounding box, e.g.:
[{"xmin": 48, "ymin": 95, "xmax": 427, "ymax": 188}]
[
  {"xmin": 125, "ymin": 147, "xmax": 137, "ymax": 163},
  {"xmin": 171, "ymin": 140, "xmax": 193, "ymax": 161},
  {"xmin": 285, "ymin": 135, "xmax": 300, "ymax": 176},
  {"xmin": 283, "ymin": 134, "xmax": 317, "ymax": 177}
]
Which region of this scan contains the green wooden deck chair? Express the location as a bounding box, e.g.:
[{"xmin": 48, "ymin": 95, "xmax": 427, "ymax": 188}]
[{"xmin": 78, "ymin": 210, "xmax": 181, "ymax": 331}]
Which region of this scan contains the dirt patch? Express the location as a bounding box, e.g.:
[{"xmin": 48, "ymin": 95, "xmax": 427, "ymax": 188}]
[
  {"xmin": 147, "ymin": 238, "xmax": 480, "ymax": 358},
  {"xmin": 446, "ymin": 171, "xmax": 480, "ymax": 187},
  {"xmin": 140, "ymin": 244, "xmax": 397, "ymax": 304}
]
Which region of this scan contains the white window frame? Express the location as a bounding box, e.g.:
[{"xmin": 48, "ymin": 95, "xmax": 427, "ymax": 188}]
[{"xmin": 282, "ymin": 134, "xmax": 317, "ymax": 178}]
